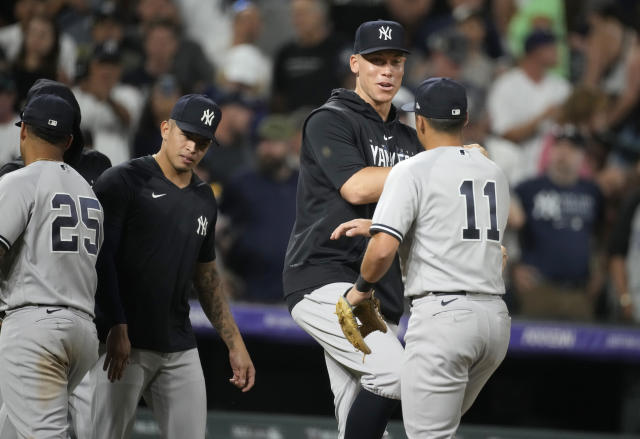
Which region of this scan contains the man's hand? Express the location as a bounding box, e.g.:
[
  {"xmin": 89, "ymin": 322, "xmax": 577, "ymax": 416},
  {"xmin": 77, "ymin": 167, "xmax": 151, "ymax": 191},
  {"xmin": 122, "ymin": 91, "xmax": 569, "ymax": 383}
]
[
  {"xmin": 463, "ymin": 143, "xmax": 489, "ymax": 158},
  {"xmin": 330, "ymin": 219, "xmax": 373, "ymax": 240},
  {"xmin": 344, "ymin": 285, "xmax": 372, "ymax": 307},
  {"xmin": 228, "ymin": 344, "xmax": 255, "ymax": 392},
  {"xmin": 103, "ymin": 324, "xmax": 131, "ymax": 382}
]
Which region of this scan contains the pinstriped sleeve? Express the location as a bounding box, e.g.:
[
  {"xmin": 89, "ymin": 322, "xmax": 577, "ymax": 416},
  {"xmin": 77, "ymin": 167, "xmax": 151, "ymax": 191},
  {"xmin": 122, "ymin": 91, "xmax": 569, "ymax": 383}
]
[{"xmin": 370, "ymin": 161, "xmax": 418, "ymax": 243}]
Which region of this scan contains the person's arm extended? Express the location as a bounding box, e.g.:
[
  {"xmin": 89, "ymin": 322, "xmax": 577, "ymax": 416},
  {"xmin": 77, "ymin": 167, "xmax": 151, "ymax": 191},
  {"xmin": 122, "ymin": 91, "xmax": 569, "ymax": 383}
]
[
  {"xmin": 501, "ymin": 105, "xmax": 558, "ymax": 144},
  {"xmin": 338, "ymin": 144, "xmax": 489, "ymax": 205},
  {"xmin": 93, "ymin": 168, "xmax": 131, "ymax": 382},
  {"xmin": 345, "ymin": 232, "xmax": 399, "ymax": 305},
  {"xmin": 340, "ymin": 167, "xmax": 392, "ymax": 205},
  {"xmin": 194, "ymin": 261, "xmax": 255, "ymax": 392}
]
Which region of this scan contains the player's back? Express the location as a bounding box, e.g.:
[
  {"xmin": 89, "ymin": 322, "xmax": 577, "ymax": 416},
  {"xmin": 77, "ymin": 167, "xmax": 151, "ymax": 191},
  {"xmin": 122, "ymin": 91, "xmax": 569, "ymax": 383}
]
[
  {"xmin": 0, "ymin": 161, "xmax": 103, "ymax": 316},
  {"xmin": 394, "ymin": 147, "xmax": 509, "ymax": 296}
]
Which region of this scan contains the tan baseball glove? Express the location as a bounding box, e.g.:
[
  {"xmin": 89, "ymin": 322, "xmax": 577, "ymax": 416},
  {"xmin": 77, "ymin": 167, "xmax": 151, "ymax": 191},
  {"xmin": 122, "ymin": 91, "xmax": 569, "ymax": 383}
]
[{"xmin": 336, "ymin": 292, "xmax": 387, "ymax": 355}]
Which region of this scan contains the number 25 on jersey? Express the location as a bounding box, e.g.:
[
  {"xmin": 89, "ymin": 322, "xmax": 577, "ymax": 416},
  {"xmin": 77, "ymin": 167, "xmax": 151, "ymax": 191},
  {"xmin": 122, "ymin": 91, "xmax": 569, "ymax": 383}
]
[{"xmin": 51, "ymin": 193, "xmax": 102, "ymax": 255}]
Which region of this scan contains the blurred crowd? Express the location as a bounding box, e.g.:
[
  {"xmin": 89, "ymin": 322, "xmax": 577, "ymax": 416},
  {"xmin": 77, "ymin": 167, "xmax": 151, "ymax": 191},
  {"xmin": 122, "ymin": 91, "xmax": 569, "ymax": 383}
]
[{"xmin": 0, "ymin": 0, "xmax": 639, "ymax": 324}]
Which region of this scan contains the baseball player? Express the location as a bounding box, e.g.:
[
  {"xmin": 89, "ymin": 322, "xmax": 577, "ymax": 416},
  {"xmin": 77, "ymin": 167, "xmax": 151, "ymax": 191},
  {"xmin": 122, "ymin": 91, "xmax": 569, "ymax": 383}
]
[
  {"xmin": 0, "ymin": 79, "xmax": 111, "ymax": 439},
  {"xmin": 283, "ymin": 20, "xmax": 419, "ymax": 439},
  {"xmin": 89, "ymin": 94, "xmax": 255, "ymax": 439},
  {"xmin": 0, "ymin": 93, "xmax": 103, "ymax": 438},
  {"xmin": 337, "ymin": 78, "xmax": 511, "ymax": 438}
]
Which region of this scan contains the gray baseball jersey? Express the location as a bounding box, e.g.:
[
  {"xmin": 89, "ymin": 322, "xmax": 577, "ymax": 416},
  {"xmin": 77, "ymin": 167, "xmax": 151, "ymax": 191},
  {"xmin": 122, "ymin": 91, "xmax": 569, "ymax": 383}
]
[
  {"xmin": 0, "ymin": 160, "xmax": 103, "ymax": 316},
  {"xmin": 370, "ymin": 147, "xmax": 510, "ymax": 296}
]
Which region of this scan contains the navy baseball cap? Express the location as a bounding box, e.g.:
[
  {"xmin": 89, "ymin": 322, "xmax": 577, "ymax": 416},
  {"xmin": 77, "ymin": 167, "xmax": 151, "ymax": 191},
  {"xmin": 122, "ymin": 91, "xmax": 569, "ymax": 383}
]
[
  {"xmin": 92, "ymin": 39, "xmax": 122, "ymax": 63},
  {"xmin": 524, "ymin": 29, "xmax": 556, "ymax": 54},
  {"xmin": 354, "ymin": 20, "xmax": 409, "ymax": 55},
  {"xmin": 170, "ymin": 94, "xmax": 221, "ymax": 142},
  {"xmin": 401, "ymin": 78, "xmax": 467, "ymax": 120},
  {"xmin": 16, "ymin": 94, "xmax": 74, "ymax": 135}
]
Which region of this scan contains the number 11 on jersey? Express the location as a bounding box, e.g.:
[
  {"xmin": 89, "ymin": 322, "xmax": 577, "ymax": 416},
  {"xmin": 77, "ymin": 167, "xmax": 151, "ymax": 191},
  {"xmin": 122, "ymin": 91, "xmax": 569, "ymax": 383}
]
[{"xmin": 459, "ymin": 180, "xmax": 499, "ymax": 242}]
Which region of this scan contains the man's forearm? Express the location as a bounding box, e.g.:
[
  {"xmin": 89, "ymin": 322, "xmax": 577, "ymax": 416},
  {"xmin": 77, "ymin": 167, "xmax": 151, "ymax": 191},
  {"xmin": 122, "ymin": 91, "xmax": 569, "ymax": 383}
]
[
  {"xmin": 360, "ymin": 233, "xmax": 398, "ymax": 283},
  {"xmin": 340, "ymin": 167, "xmax": 391, "ymax": 205},
  {"xmin": 195, "ymin": 263, "xmax": 241, "ymax": 350}
]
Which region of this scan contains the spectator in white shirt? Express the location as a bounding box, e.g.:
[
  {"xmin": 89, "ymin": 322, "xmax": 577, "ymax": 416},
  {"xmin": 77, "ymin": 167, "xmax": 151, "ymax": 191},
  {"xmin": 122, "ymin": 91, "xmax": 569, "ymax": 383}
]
[
  {"xmin": 73, "ymin": 40, "xmax": 142, "ymax": 165},
  {"xmin": 0, "ymin": 72, "xmax": 20, "ymax": 166},
  {"xmin": 487, "ymin": 29, "xmax": 570, "ymax": 185}
]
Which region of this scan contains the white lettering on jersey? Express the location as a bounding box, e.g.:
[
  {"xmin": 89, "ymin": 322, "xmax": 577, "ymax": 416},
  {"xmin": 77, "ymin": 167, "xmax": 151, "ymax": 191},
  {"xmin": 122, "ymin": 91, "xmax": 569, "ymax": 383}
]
[
  {"xmin": 196, "ymin": 216, "xmax": 208, "ymax": 236},
  {"xmin": 531, "ymin": 190, "xmax": 596, "ymax": 230},
  {"xmin": 369, "ymin": 142, "xmax": 412, "ymax": 167}
]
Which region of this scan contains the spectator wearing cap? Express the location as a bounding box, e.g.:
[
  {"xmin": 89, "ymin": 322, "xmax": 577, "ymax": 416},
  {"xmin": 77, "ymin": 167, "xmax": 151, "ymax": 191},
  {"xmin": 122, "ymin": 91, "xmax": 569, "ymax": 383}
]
[
  {"xmin": 410, "ymin": 28, "xmax": 489, "ymax": 144},
  {"xmin": 10, "ymin": 15, "xmax": 65, "ymax": 108},
  {"xmin": 85, "ymin": 2, "xmax": 142, "ymax": 74},
  {"xmin": 0, "ymin": 0, "xmax": 78, "ymax": 82},
  {"xmin": 486, "ymin": 29, "xmax": 570, "ymax": 186},
  {"xmin": 0, "ymin": 72, "xmax": 19, "ymax": 166},
  {"xmin": 74, "ymin": 40, "xmax": 143, "ymax": 165},
  {"xmin": 271, "ymin": 0, "xmax": 350, "ymax": 112},
  {"xmin": 509, "ymin": 126, "xmax": 605, "ymax": 320},
  {"xmin": 218, "ymin": 115, "xmax": 299, "ymax": 303},
  {"xmin": 220, "ymin": 1, "xmax": 271, "ymax": 98},
  {"xmin": 122, "ymin": 19, "xmax": 214, "ymax": 95}
]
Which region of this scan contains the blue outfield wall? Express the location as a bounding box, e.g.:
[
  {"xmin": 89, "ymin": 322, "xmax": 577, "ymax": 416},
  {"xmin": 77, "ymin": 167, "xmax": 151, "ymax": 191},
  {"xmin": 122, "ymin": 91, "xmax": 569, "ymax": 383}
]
[{"xmin": 190, "ymin": 301, "xmax": 640, "ymax": 362}]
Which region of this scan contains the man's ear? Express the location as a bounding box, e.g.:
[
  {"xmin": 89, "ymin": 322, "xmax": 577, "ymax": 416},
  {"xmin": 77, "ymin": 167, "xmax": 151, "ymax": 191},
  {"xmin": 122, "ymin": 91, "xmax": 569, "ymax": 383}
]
[
  {"xmin": 349, "ymin": 54, "xmax": 359, "ymax": 76},
  {"xmin": 160, "ymin": 120, "xmax": 170, "ymax": 141},
  {"xmin": 19, "ymin": 123, "xmax": 27, "ymax": 142},
  {"xmin": 464, "ymin": 112, "xmax": 469, "ymax": 128},
  {"xmin": 64, "ymin": 134, "xmax": 73, "ymax": 151},
  {"xmin": 416, "ymin": 115, "xmax": 426, "ymax": 135}
]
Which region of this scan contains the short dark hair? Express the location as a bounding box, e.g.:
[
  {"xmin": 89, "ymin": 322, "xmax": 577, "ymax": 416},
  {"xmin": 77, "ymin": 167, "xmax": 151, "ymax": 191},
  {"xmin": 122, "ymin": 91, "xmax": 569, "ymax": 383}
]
[
  {"xmin": 25, "ymin": 123, "xmax": 71, "ymax": 148},
  {"xmin": 425, "ymin": 117, "xmax": 466, "ymax": 134}
]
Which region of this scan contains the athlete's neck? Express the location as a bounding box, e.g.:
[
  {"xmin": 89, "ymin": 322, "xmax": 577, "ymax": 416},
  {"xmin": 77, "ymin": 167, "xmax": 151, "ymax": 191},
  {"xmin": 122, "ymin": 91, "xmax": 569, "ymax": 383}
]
[
  {"xmin": 423, "ymin": 134, "xmax": 463, "ymax": 151},
  {"xmin": 354, "ymin": 85, "xmax": 392, "ymax": 122},
  {"xmin": 153, "ymin": 152, "xmax": 192, "ymax": 188},
  {"xmin": 22, "ymin": 141, "xmax": 64, "ymax": 166}
]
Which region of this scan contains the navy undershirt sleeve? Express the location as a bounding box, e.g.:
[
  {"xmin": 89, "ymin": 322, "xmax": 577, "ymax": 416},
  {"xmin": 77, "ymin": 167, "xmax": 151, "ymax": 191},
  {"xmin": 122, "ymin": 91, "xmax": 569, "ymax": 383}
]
[{"xmin": 94, "ymin": 167, "xmax": 130, "ymax": 326}]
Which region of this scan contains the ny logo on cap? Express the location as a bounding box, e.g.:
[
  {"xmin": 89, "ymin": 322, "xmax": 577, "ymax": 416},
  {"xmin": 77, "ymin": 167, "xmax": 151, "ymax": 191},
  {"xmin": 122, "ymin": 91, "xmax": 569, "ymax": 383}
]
[
  {"xmin": 379, "ymin": 26, "xmax": 392, "ymax": 41},
  {"xmin": 201, "ymin": 109, "xmax": 216, "ymax": 126}
]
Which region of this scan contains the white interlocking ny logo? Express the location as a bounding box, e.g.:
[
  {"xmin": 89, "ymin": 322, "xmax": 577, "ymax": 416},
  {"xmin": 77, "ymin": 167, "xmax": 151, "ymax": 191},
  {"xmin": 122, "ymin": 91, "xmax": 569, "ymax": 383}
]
[
  {"xmin": 379, "ymin": 26, "xmax": 392, "ymax": 41},
  {"xmin": 201, "ymin": 109, "xmax": 215, "ymax": 126},
  {"xmin": 197, "ymin": 215, "xmax": 208, "ymax": 236}
]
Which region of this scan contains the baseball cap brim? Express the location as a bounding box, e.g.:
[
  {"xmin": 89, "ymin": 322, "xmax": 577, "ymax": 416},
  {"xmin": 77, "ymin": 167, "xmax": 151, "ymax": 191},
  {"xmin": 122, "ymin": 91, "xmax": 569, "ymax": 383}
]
[
  {"xmin": 174, "ymin": 120, "xmax": 218, "ymax": 145},
  {"xmin": 358, "ymin": 46, "xmax": 410, "ymax": 55}
]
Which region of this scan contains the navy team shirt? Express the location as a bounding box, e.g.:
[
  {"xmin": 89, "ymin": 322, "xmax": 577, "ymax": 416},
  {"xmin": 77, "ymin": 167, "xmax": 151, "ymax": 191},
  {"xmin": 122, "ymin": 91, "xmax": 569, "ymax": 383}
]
[
  {"xmin": 515, "ymin": 175, "xmax": 603, "ymax": 285},
  {"xmin": 93, "ymin": 156, "xmax": 217, "ymax": 352}
]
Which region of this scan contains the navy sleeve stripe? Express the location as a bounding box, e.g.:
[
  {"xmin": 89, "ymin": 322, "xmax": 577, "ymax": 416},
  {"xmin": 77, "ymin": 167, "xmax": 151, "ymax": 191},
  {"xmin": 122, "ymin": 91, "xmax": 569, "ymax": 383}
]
[
  {"xmin": 0, "ymin": 234, "xmax": 11, "ymax": 251},
  {"xmin": 370, "ymin": 223, "xmax": 403, "ymax": 242}
]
